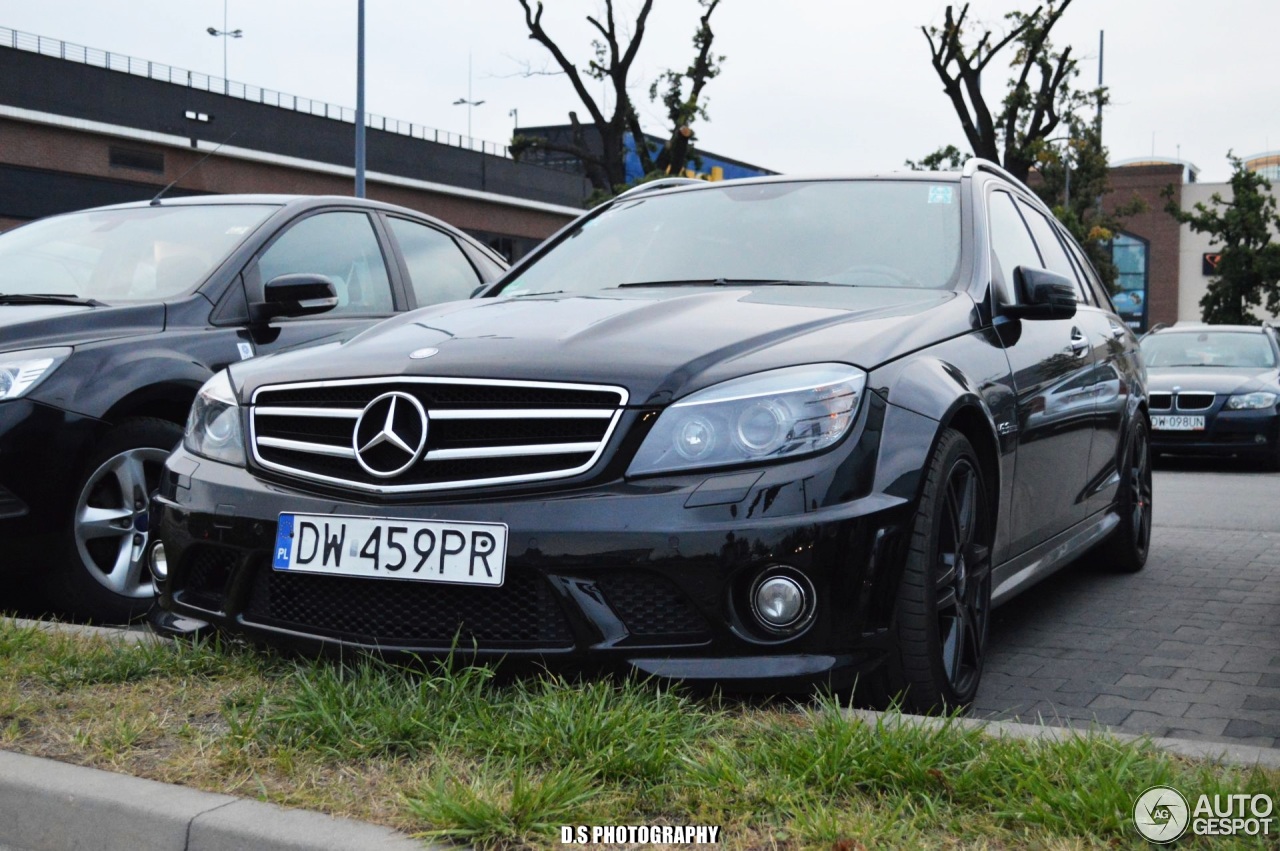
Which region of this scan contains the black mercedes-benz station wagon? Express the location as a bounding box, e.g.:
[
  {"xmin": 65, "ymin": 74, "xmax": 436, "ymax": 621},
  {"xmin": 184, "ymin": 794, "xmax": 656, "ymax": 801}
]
[
  {"xmin": 0, "ymin": 195, "xmax": 506, "ymax": 622},
  {"xmin": 153, "ymin": 161, "xmax": 1151, "ymax": 711}
]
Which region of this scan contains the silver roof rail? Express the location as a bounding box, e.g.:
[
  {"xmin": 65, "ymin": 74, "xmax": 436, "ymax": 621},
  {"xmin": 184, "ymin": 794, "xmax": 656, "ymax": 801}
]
[
  {"xmin": 614, "ymin": 177, "xmax": 705, "ymax": 200},
  {"xmin": 962, "ymin": 157, "xmax": 1032, "ymax": 189}
]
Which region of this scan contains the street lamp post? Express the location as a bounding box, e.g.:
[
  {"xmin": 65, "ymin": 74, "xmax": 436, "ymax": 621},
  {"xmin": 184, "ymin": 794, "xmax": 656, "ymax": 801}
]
[
  {"xmin": 452, "ymin": 53, "xmax": 484, "ymax": 146},
  {"xmin": 354, "ymin": 0, "xmax": 366, "ymax": 197},
  {"xmin": 206, "ymin": 0, "xmax": 242, "ymax": 95}
]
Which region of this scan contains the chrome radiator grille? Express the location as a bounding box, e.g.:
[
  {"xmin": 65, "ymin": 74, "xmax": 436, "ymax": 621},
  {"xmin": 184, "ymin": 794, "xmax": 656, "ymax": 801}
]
[{"xmin": 250, "ymin": 377, "xmax": 628, "ymax": 494}]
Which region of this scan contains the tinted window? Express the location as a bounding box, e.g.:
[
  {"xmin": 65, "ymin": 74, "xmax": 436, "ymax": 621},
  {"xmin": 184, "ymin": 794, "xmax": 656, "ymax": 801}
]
[
  {"xmin": 987, "ymin": 191, "xmax": 1042, "ymax": 303},
  {"xmin": 499, "ymin": 180, "xmax": 963, "ymax": 296},
  {"xmin": 257, "ymin": 212, "xmax": 394, "ymax": 316},
  {"xmin": 1017, "ymin": 201, "xmax": 1089, "ymax": 303},
  {"xmin": 0, "ymin": 204, "xmax": 275, "ymax": 301},
  {"xmin": 1141, "ymin": 332, "xmax": 1277, "ymax": 369},
  {"xmin": 1063, "ymin": 237, "xmax": 1115, "ymax": 310},
  {"xmin": 387, "ymin": 217, "xmax": 481, "ymax": 307}
]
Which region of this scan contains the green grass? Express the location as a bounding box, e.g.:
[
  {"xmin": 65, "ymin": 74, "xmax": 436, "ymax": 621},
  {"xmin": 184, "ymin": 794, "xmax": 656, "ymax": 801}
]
[{"xmin": 1, "ymin": 616, "xmax": 1277, "ymax": 850}]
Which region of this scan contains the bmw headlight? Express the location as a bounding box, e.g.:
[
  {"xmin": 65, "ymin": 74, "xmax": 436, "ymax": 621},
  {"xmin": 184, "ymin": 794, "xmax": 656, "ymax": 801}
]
[
  {"xmin": 0, "ymin": 347, "xmax": 72, "ymax": 400},
  {"xmin": 184, "ymin": 370, "xmax": 245, "ymax": 465},
  {"xmin": 628, "ymin": 363, "xmax": 866, "ymax": 476},
  {"xmin": 1225, "ymin": 392, "xmax": 1278, "ymax": 410}
]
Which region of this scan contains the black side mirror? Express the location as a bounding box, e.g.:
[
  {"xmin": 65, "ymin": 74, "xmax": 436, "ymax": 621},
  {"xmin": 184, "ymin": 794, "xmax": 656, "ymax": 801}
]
[
  {"xmin": 1004, "ymin": 266, "xmax": 1077, "ymax": 320},
  {"xmin": 251, "ymin": 274, "xmax": 339, "ymax": 322}
]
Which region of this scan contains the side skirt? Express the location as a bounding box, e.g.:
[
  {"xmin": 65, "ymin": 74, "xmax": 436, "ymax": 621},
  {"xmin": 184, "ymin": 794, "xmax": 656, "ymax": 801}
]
[{"xmin": 990, "ymin": 508, "xmax": 1120, "ymax": 606}]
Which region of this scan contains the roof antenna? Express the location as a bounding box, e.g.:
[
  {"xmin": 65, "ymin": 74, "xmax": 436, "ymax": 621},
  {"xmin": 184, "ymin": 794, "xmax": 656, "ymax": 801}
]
[{"xmin": 150, "ymin": 131, "xmax": 237, "ymax": 206}]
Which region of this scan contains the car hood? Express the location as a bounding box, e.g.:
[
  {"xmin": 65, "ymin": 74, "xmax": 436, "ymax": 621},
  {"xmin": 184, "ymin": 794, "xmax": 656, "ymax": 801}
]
[
  {"xmin": 0, "ymin": 303, "xmax": 166, "ymax": 350},
  {"xmin": 1146, "ymin": 366, "xmax": 1280, "ymax": 396},
  {"xmin": 231, "ymin": 286, "xmax": 974, "ymax": 405}
]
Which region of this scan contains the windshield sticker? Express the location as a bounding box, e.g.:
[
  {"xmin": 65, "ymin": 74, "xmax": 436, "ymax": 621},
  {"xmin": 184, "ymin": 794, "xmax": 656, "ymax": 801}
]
[{"xmin": 928, "ymin": 185, "xmax": 955, "ymax": 205}]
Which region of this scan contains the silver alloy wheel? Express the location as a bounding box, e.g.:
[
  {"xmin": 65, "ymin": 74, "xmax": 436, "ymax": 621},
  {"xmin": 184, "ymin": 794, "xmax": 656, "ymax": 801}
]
[{"xmin": 72, "ymin": 447, "xmax": 169, "ymax": 599}]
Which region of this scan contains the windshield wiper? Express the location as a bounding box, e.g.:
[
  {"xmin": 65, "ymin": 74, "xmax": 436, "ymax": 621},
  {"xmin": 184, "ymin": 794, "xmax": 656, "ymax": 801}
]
[
  {"xmin": 0, "ymin": 293, "xmax": 104, "ymax": 307},
  {"xmin": 616, "ymin": 278, "xmax": 844, "ymax": 288}
]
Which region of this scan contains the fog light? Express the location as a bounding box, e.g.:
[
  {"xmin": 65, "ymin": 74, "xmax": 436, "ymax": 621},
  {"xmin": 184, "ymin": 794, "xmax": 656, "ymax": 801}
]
[
  {"xmin": 150, "ymin": 542, "xmax": 168, "ymax": 580},
  {"xmin": 752, "ymin": 575, "xmax": 806, "ymax": 630}
]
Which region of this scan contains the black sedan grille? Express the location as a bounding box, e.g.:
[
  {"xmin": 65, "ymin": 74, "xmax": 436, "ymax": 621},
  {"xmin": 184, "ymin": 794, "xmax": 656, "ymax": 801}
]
[
  {"xmin": 1149, "ymin": 392, "xmax": 1172, "ymax": 411},
  {"xmin": 244, "ymin": 563, "xmax": 574, "ymax": 648},
  {"xmin": 249, "ymin": 377, "xmax": 628, "ymax": 494},
  {"xmin": 1176, "ymin": 392, "xmax": 1215, "ymax": 411},
  {"xmin": 176, "ymin": 546, "xmax": 240, "ymax": 613}
]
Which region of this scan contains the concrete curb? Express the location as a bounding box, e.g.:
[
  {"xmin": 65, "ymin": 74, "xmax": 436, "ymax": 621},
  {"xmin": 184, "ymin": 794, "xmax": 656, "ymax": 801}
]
[
  {"xmin": 6, "ymin": 617, "xmax": 161, "ymax": 646},
  {"xmin": 842, "ymin": 708, "xmax": 1280, "ymax": 769},
  {"xmin": 0, "ymin": 750, "xmax": 427, "ymax": 851}
]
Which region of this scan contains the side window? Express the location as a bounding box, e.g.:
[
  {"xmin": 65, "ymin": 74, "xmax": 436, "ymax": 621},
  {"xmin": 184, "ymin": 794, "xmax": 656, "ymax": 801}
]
[
  {"xmin": 987, "ymin": 191, "xmax": 1043, "ymax": 304},
  {"xmin": 1016, "ymin": 200, "xmax": 1090, "ymax": 304},
  {"xmin": 1064, "ymin": 237, "xmax": 1115, "ymax": 311},
  {"xmin": 386, "ymin": 217, "xmax": 482, "ymax": 307},
  {"xmin": 256, "ymin": 212, "xmax": 395, "ymax": 317}
]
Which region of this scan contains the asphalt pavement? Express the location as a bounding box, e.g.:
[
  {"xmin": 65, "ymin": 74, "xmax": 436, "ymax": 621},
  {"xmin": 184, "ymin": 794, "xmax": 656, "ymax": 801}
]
[{"xmin": 974, "ymin": 456, "xmax": 1280, "ymax": 747}]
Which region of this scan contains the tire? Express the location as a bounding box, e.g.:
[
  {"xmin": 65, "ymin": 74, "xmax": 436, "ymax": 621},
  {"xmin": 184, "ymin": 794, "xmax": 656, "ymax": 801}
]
[
  {"xmin": 47, "ymin": 418, "xmax": 183, "ymax": 623},
  {"xmin": 1099, "ymin": 417, "xmax": 1153, "ymax": 573},
  {"xmin": 882, "ymin": 429, "xmax": 993, "ymax": 714}
]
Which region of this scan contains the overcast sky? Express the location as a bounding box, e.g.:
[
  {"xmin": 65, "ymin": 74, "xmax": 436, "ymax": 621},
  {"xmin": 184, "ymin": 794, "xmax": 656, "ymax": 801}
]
[{"xmin": 1, "ymin": 1, "xmax": 1274, "ymax": 183}]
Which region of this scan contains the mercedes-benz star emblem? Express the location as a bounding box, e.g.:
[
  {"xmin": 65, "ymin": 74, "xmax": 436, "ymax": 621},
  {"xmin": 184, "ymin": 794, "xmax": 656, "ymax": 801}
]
[{"xmin": 352, "ymin": 391, "xmax": 429, "ymax": 478}]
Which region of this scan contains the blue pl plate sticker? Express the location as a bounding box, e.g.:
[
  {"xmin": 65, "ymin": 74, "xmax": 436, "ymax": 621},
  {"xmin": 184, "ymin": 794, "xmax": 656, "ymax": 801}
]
[
  {"xmin": 274, "ymin": 514, "xmax": 295, "ymax": 569},
  {"xmin": 928, "ymin": 185, "xmax": 954, "ymax": 204}
]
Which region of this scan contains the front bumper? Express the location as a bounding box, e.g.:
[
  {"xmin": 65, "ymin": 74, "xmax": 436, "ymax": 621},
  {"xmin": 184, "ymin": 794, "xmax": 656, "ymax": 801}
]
[
  {"xmin": 153, "ymin": 397, "xmax": 935, "ymax": 691},
  {"xmin": 1150, "ymin": 406, "xmax": 1280, "ymax": 457},
  {"xmin": 0, "ymin": 398, "xmax": 107, "ymax": 549}
]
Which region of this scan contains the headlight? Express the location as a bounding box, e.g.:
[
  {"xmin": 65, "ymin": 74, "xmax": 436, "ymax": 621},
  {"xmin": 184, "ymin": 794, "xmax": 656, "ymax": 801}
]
[
  {"xmin": 0, "ymin": 347, "xmax": 72, "ymax": 400},
  {"xmin": 1225, "ymin": 392, "xmax": 1278, "ymax": 410},
  {"xmin": 627, "ymin": 363, "xmax": 866, "ymax": 476},
  {"xmin": 184, "ymin": 371, "xmax": 245, "ymax": 465}
]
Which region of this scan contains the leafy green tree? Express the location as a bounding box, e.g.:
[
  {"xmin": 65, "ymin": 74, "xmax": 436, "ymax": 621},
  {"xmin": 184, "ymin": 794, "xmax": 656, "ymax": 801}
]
[{"xmin": 1165, "ymin": 154, "xmax": 1280, "ymax": 325}]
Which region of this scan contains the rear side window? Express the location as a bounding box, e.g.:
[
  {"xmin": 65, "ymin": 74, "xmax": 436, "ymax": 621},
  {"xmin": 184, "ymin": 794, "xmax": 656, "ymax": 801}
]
[
  {"xmin": 1016, "ymin": 200, "xmax": 1090, "ymax": 304},
  {"xmin": 1063, "ymin": 237, "xmax": 1115, "ymax": 311},
  {"xmin": 386, "ymin": 217, "xmax": 482, "ymax": 307}
]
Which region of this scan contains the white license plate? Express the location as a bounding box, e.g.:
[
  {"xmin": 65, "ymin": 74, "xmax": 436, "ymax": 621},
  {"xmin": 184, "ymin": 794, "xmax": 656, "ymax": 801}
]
[
  {"xmin": 1151, "ymin": 415, "xmax": 1205, "ymax": 431},
  {"xmin": 272, "ymin": 513, "xmax": 507, "ymax": 586}
]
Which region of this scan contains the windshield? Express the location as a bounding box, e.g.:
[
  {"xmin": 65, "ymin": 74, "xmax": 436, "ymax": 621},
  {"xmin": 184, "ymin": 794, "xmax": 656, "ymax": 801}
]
[
  {"xmin": 0, "ymin": 204, "xmax": 276, "ymax": 302},
  {"xmin": 1141, "ymin": 331, "xmax": 1278, "ymax": 368},
  {"xmin": 498, "ymin": 180, "xmax": 962, "ymax": 296}
]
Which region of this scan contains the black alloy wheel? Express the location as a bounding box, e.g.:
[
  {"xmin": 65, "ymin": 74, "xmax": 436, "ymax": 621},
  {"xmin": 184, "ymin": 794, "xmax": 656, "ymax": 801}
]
[
  {"xmin": 1101, "ymin": 417, "xmax": 1153, "ymax": 573},
  {"xmin": 885, "ymin": 429, "xmax": 992, "ymax": 713}
]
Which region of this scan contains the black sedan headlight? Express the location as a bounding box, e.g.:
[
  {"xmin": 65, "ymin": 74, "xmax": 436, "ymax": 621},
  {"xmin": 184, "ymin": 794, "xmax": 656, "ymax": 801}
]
[
  {"xmin": 184, "ymin": 371, "xmax": 245, "ymax": 466},
  {"xmin": 0, "ymin": 347, "xmax": 72, "ymax": 400},
  {"xmin": 627, "ymin": 363, "xmax": 865, "ymax": 476},
  {"xmin": 1225, "ymin": 392, "xmax": 1278, "ymax": 410}
]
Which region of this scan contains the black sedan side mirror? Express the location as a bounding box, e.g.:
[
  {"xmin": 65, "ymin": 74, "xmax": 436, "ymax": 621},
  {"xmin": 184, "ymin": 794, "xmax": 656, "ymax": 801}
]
[
  {"xmin": 1004, "ymin": 266, "xmax": 1077, "ymax": 320},
  {"xmin": 251, "ymin": 274, "xmax": 339, "ymax": 323}
]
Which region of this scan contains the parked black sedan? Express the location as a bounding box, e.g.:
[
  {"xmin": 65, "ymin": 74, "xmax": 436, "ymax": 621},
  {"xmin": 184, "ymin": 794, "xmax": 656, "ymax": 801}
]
[
  {"xmin": 1140, "ymin": 323, "xmax": 1280, "ymax": 467},
  {"xmin": 0, "ymin": 195, "xmax": 506, "ymax": 621},
  {"xmin": 153, "ymin": 163, "xmax": 1150, "ymax": 711}
]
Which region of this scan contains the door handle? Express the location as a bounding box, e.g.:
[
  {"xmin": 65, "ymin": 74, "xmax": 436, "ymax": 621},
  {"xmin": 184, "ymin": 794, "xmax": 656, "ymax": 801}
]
[
  {"xmin": 1070, "ymin": 328, "xmax": 1089, "ymax": 355},
  {"xmin": 1108, "ymin": 324, "xmax": 1126, "ymax": 339}
]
